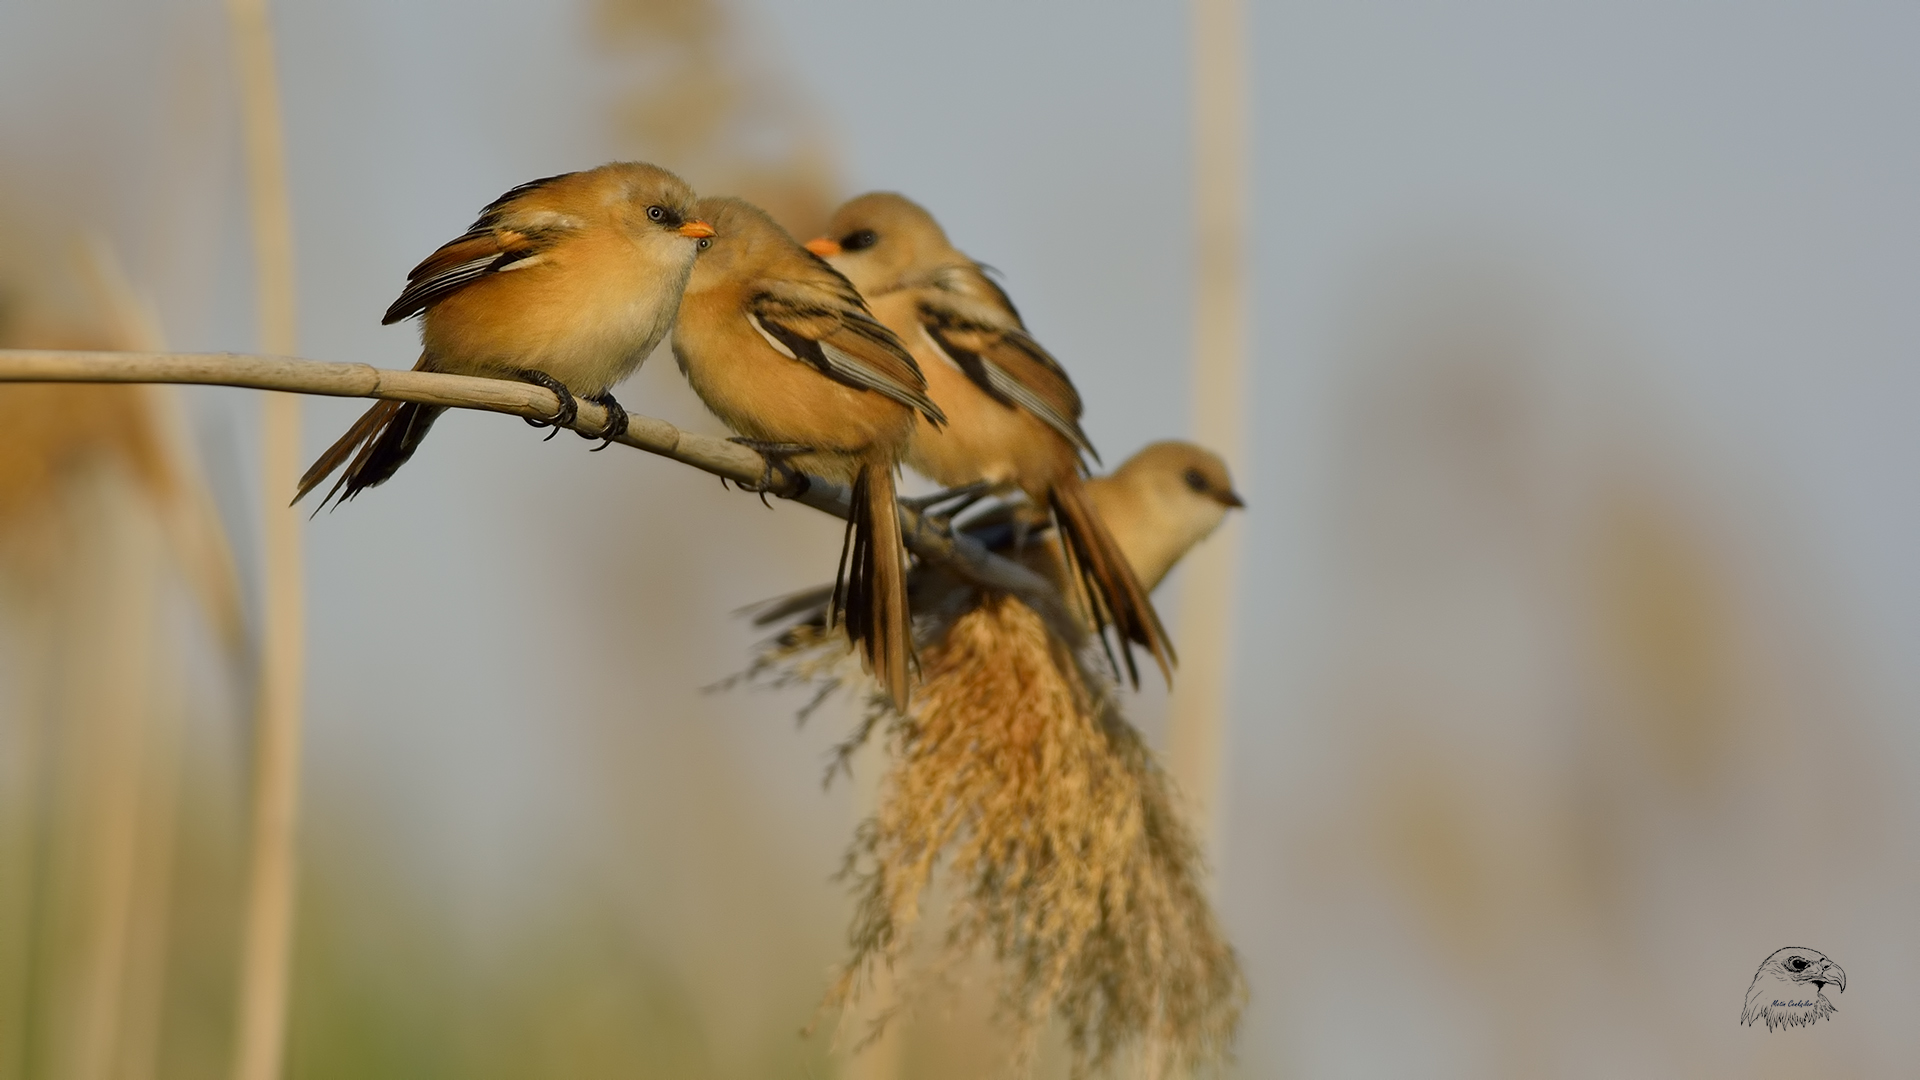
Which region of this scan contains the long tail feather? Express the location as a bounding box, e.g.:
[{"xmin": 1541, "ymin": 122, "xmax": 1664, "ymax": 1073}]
[
  {"xmin": 1051, "ymin": 474, "xmax": 1174, "ymax": 687},
  {"xmin": 838, "ymin": 463, "xmax": 914, "ymax": 709},
  {"xmin": 293, "ymin": 399, "xmax": 445, "ymax": 510}
]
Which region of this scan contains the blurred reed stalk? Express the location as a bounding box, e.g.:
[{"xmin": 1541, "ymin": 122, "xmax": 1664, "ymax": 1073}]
[
  {"xmin": 0, "ymin": 237, "xmax": 238, "ymax": 1080},
  {"xmin": 222, "ymin": 0, "xmax": 306, "ymax": 1077},
  {"xmin": 70, "ymin": 247, "xmax": 193, "ymax": 1080},
  {"xmin": 597, "ymin": 0, "xmax": 838, "ymax": 234},
  {"xmin": 47, "ymin": 469, "xmax": 162, "ymax": 1080},
  {"xmin": 1166, "ymin": 0, "xmax": 1249, "ymax": 858}
]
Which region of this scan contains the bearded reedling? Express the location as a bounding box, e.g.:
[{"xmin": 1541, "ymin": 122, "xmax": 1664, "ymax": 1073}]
[
  {"xmin": 296, "ymin": 162, "xmax": 714, "ymax": 508},
  {"xmin": 808, "ymin": 193, "xmax": 1173, "ymax": 685},
  {"xmin": 673, "ymin": 196, "xmax": 944, "ymax": 709}
]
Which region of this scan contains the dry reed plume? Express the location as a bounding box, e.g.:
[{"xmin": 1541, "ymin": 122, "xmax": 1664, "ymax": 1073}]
[{"xmin": 789, "ymin": 594, "xmax": 1244, "ymax": 1078}]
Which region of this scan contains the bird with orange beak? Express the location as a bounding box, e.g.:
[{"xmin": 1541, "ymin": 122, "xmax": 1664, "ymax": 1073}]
[
  {"xmin": 751, "ymin": 439, "xmax": 1244, "ymax": 649},
  {"xmin": 674, "ymin": 196, "xmax": 945, "ymax": 710},
  {"xmin": 806, "ymin": 193, "xmax": 1174, "ymax": 686},
  {"xmin": 297, "ymin": 162, "xmax": 715, "ymax": 508}
]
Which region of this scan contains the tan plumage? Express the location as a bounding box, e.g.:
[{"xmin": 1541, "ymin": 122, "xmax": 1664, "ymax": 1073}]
[
  {"xmin": 750, "ymin": 440, "xmax": 1242, "ymax": 663},
  {"xmin": 738, "ymin": 440, "xmax": 1248, "ymax": 1076},
  {"xmin": 673, "ymin": 196, "xmax": 943, "ymax": 709},
  {"xmin": 296, "ymin": 161, "xmax": 714, "ymax": 507},
  {"xmin": 1084, "ymin": 441, "xmax": 1242, "ymax": 593},
  {"xmin": 967, "ymin": 441, "xmax": 1243, "ymax": 634},
  {"xmin": 808, "ymin": 192, "xmax": 1173, "ymax": 685}
]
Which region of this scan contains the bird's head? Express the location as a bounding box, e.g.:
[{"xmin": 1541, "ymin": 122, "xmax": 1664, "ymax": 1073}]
[
  {"xmin": 1755, "ymin": 947, "xmax": 1845, "ymax": 996},
  {"xmin": 805, "ymin": 192, "xmax": 958, "ymax": 295},
  {"xmin": 681, "ymin": 196, "xmax": 788, "ymax": 295},
  {"xmin": 1090, "ymin": 441, "xmax": 1243, "ymax": 592},
  {"xmin": 607, "ymin": 162, "xmax": 713, "ymax": 251}
]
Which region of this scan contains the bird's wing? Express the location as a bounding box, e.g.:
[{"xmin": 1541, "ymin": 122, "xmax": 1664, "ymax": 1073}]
[
  {"xmin": 748, "ymin": 279, "xmax": 948, "ymax": 426},
  {"xmin": 913, "ymin": 284, "xmax": 1097, "ymax": 462},
  {"xmin": 381, "ymin": 174, "xmax": 578, "ymax": 324}
]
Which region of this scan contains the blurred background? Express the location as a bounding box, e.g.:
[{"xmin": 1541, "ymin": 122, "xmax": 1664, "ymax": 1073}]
[{"xmin": 3, "ymin": 0, "xmax": 1917, "ymax": 1076}]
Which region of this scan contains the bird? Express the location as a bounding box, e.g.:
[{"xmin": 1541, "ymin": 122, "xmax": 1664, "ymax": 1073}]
[
  {"xmin": 805, "ymin": 192, "xmax": 1175, "ymax": 687},
  {"xmin": 1740, "ymin": 947, "xmax": 1845, "ymax": 1030},
  {"xmin": 1080, "ymin": 440, "xmax": 1243, "ymax": 594},
  {"xmin": 750, "ymin": 441, "xmax": 1242, "ymax": 658},
  {"xmin": 937, "ymin": 440, "xmax": 1244, "ymax": 620},
  {"xmin": 295, "ymin": 162, "xmax": 715, "ymax": 509},
  {"xmin": 672, "ymin": 196, "xmax": 946, "ymax": 710}
]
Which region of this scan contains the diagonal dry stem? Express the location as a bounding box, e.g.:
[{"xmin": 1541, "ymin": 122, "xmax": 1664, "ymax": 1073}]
[{"xmin": 0, "ymin": 349, "xmax": 1077, "ymax": 634}]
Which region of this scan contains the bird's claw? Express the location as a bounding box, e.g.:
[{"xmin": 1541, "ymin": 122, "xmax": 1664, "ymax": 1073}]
[
  {"xmin": 517, "ymin": 370, "xmax": 578, "ymax": 439},
  {"xmin": 580, "ymin": 392, "xmax": 628, "ymax": 450},
  {"xmin": 726, "ymin": 438, "xmax": 813, "ymax": 503}
]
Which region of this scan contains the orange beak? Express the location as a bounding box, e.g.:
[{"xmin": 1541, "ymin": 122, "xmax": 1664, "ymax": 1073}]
[
  {"xmin": 678, "ymin": 219, "xmax": 716, "ymax": 239},
  {"xmin": 804, "ymin": 236, "xmax": 841, "ymax": 258}
]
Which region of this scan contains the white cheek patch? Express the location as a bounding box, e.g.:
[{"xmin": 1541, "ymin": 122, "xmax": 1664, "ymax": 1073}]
[{"xmin": 747, "ymin": 312, "xmax": 799, "ymax": 359}]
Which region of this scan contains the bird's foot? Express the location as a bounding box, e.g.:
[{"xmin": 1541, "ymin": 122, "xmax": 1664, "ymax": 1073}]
[
  {"xmin": 726, "ymin": 438, "xmax": 813, "ymax": 505},
  {"xmin": 580, "ymin": 391, "xmax": 628, "ymax": 451},
  {"xmin": 517, "ymin": 370, "xmax": 578, "ymax": 440}
]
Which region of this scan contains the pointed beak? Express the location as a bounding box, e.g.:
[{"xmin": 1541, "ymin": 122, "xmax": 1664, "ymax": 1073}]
[
  {"xmin": 805, "ymin": 236, "xmax": 841, "ymax": 258},
  {"xmin": 1216, "ymin": 488, "xmax": 1245, "ymax": 509},
  {"xmin": 678, "ymin": 220, "xmax": 716, "ymax": 239},
  {"xmin": 1814, "ymin": 962, "xmax": 1846, "ymax": 993}
]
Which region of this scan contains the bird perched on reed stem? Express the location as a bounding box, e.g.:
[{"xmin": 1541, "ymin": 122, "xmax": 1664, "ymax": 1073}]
[
  {"xmin": 733, "ymin": 441, "xmax": 1246, "ymax": 1070},
  {"xmin": 296, "ymin": 162, "xmax": 714, "ymax": 508},
  {"xmin": 806, "ymin": 193, "xmax": 1174, "ymax": 686},
  {"xmin": 749, "ymin": 440, "xmax": 1242, "ymax": 674},
  {"xmin": 786, "ymin": 442, "xmax": 1247, "ymax": 1076},
  {"xmin": 674, "ymin": 196, "xmax": 944, "ymax": 709}
]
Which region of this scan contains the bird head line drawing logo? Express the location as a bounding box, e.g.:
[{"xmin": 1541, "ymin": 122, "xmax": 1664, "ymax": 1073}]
[{"xmin": 1741, "ymin": 947, "xmax": 1845, "ymax": 1031}]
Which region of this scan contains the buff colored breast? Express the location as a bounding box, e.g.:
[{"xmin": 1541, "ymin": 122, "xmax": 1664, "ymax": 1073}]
[
  {"xmin": 422, "ymin": 220, "xmax": 693, "ymax": 396},
  {"xmin": 674, "ymin": 286, "xmax": 913, "ymax": 486}
]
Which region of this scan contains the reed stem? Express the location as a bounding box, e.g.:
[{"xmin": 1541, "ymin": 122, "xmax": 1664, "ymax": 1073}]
[
  {"xmin": 222, "ymin": 0, "xmax": 305, "ymax": 1073},
  {"xmin": 1168, "ymin": 0, "xmax": 1250, "ymax": 864}
]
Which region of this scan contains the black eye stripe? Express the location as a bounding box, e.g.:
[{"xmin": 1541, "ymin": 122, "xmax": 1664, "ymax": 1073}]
[{"xmin": 841, "ymin": 229, "xmax": 878, "ymax": 251}]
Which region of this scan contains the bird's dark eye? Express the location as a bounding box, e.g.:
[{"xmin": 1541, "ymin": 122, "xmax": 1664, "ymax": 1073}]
[
  {"xmin": 647, "ymin": 205, "xmax": 666, "ymax": 222},
  {"xmin": 1788, "ymin": 957, "xmax": 1809, "ymax": 972},
  {"xmin": 841, "ymin": 229, "xmax": 879, "ymax": 252},
  {"xmin": 1183, "ymin": 467, "xmax": 1208, "ymax": 493},
  {"xmin": 697, "ymin": 237, "xmax": 711, "ymax": 250}
]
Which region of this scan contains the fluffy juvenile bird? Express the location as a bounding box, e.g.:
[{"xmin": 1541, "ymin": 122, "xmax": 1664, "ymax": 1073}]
[
  {"xmin": 673, "ymin": 196, "xmax": 945, "ymax": 710},
  {"xmin": 296, "ymin": 162, "xmax": 714, "ymax": 508},
  {"xmin": 807, "ymin": 193, "xmax": 1174, "ymax": 686},
  {"xmin": 1740, "ymin": 947, "xmax": 1845, "ymax": 1031}
]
